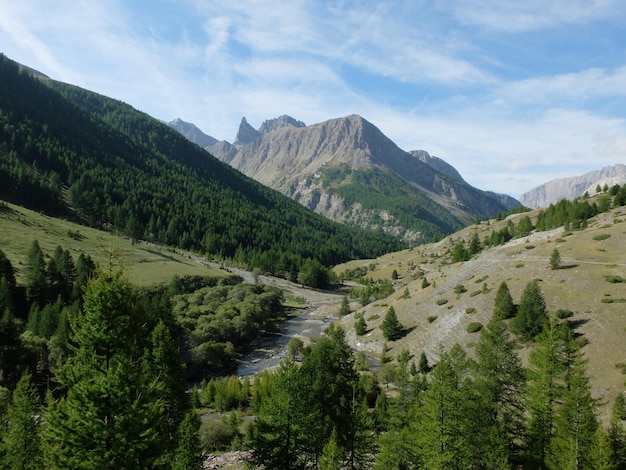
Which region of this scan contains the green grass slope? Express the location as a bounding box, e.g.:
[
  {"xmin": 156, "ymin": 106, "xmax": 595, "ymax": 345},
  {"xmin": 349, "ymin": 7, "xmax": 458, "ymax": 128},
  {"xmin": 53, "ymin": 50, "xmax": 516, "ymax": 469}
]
[{"xmin": 0, "ymin": 201, "xmax": 222, "ymax": 287}]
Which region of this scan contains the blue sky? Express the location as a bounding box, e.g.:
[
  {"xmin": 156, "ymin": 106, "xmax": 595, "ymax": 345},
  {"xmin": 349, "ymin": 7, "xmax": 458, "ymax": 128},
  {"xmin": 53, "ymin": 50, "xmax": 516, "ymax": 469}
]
[{"xmin": 1, "ymin": 0, "xmax": 625, "ymax": 197}]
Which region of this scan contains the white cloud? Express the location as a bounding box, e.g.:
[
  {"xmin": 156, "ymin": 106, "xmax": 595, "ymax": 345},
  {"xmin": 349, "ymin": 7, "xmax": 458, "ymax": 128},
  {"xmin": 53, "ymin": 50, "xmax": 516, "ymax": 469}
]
[{"xmin": 452, "ymin": 0, "xmax": 622, "ymax": 32}]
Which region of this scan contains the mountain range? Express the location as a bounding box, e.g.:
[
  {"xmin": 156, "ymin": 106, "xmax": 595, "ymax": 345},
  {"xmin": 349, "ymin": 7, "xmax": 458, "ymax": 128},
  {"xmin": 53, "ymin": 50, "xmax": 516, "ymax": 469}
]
[
  {"xmin": 519, "ymin": 164, "xmax": 626, "ymax": 208},
  {"xmin": 169, "ymin": 115, "xmax": 521, "ymax": 243}
]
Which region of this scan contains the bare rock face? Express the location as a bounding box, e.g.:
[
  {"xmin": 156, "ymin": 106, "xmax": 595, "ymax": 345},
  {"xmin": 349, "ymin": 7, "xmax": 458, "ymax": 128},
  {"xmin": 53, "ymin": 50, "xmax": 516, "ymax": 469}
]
[
  {"xmin": 258, "ymin": 115, "xmax": 306, "ymax": 134},
  {"xmin": 233, "ymin": 117, "xmax": 261, "ymax": 145},
  {"xmin": 409, "ymin": 150, "xmax": 464, "ymax": 182},
  {"xmin": 519, "ymin": 164, "xmax": 626, "ymax": 208},
  {"xmin": 167, "ymin": 118, "xmax": 218, "ymax": 148},
  {"xmin": 197, "ymin": 114, "xmax": 521, "ymax": 241}
]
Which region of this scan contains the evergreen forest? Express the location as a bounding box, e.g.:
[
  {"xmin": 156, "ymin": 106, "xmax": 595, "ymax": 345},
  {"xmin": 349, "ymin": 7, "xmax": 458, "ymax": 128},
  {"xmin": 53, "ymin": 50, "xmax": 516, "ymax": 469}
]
[{"xmin": 0, "ymin": 54, "xmax": 402, "ymax": 287}]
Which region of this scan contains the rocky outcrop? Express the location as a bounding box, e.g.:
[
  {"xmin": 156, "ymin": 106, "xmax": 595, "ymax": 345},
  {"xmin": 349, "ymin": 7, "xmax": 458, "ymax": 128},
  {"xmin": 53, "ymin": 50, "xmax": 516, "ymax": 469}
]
[
  {"xmin": 234, "ymin": 117, "xmax": 261, "ymax": 145},
  {"xmin": 176, "ymin": 113, "xmax": 521, "ymax": 241},
  {"xmin": 410, "ymin": 150, "xmax": 464, "ymax": 182},
  {"xmin": 258, "ymin": 115, "xmax": 306, "ymax": 134},
  {"xmin": 519, "ymin": 164, "xmax": 626, "ymax": 208},
  {"xmin": 167, "ymin": 118, "xmax": 218, "ymax": 148}
]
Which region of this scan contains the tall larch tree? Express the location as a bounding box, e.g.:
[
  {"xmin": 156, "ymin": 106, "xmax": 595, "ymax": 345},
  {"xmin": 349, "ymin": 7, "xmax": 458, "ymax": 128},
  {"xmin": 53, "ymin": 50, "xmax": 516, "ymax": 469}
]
[
  {"xmin": 1, "ymin": 372, "xmax": 42, "ymax": 470},
  {"xmin": 43, "ymin": 265, "xmax": 164, "ymax": 469},
  {"xmin": 473, "ymin": 315, "xmax": 526, "ymax": 466},
  {"xmin": 416, "ymin": 344, "xmax": 476, "ymax": 468},
  {"xmin": 493, "ymin": 281, "xmax": 515, "ymax": 320},
  {"xmin": 512, "ymin": 280, "xmax": 547, "ymax": 340}
]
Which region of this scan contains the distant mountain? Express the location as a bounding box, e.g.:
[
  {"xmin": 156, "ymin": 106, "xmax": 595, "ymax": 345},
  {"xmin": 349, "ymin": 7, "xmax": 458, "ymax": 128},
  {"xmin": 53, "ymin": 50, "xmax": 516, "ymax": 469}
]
[
  {"xmin": 0, "ymin": 54, "xmax": 402, "ymax": 277},
  {"xmin": 519, "ymin": 164, "xmax": 626, "ymax": 208},
  {"xmin": 167, "ymin": 118, "xmax": 218, "ymax": 147},
  {"xmin": 194, "ymin": 114, "xmax": 520, "ymax": 243}
]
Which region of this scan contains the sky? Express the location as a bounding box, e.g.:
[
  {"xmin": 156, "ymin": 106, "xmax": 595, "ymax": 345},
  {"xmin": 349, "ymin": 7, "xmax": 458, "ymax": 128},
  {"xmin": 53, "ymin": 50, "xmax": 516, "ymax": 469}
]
[{"xmin": 1, "ymin": 1, "xmax": 626, "ymax": 198}]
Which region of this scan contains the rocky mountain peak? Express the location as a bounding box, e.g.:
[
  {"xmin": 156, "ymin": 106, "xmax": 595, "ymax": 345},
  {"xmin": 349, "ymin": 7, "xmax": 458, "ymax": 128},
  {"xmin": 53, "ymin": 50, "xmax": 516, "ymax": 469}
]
[
  {"xmin": 234, "ymin": 117, "xmax": 261, "ymax": 145},
  {"xmin": 258, "ymin": 115, "xmax": 306, "ymax": 134},
  {"xmin": 167, "ymin": 118, "xmax": 217, "ymax": 148},
  {"xmin": 410, "ymin": 150, "xmax": 465, "ymax": 182}
]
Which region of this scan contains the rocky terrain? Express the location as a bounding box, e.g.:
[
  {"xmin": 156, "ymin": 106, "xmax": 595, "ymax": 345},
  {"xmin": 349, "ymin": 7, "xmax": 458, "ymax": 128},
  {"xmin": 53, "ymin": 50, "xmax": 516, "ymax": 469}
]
[
  {"xmin": 519, "ymin": 164, "xmax": 626, "ymax": 208},
  {"xmin": 170, "ymin": 114, "xmax": 520, "ymax": 242}
]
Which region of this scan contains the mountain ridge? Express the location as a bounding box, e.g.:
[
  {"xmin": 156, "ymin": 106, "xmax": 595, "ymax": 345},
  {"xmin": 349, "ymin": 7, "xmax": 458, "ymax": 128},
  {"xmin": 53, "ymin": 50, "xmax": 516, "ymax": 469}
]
[
  {"xmin": 170, "ymin": 114, "xmax": 521, "ymax": 243},
  {"xmin": 519, "ymin": 164, "xmax": 626, "ymax": 208}
]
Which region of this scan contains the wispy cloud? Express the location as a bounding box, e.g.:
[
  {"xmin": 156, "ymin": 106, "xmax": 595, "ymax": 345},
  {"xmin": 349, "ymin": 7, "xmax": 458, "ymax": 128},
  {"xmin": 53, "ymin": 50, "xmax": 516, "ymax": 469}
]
[{"xmin": 0, "ymin": 0, "xmax": 624, "ymax": 197}]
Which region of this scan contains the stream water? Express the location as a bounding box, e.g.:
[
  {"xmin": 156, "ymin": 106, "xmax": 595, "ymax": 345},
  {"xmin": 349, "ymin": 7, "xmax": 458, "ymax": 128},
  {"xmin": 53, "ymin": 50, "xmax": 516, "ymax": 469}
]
[{"xmin": 235, "ymin": 306, "xmax": 336, "ymax": 376}]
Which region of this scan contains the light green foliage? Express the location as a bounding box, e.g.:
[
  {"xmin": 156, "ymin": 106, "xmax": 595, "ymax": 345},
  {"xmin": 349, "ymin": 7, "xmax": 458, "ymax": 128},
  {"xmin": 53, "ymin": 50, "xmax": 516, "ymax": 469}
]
[
  {"xmin": 355, "ymin": 316, "xmax": 367, "ymax": 336},
  {"xmin": 172, "ymin": 281, "xmax": 284, "ymax": 378},
  {"xmin": 493, "ymin": 281, "xmax": 515, "ymax": 320},
  {"xmin": 1, "ymin": 373, "xmax": 42, "ymax": 470},
  {"xmin": 549, "ymin": 248, "xmax": 561, "ymax": 270}
]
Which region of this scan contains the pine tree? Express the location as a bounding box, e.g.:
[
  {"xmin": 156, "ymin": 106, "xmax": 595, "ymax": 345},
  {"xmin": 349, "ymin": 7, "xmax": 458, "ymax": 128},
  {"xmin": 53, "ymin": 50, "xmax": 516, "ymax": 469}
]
[
  {"xmin": 43, "ymin": 267, "xmax": 164, "ymax": 469},
  {"xmin": 512, "ymin": 280, "xmax": 547, "ymax": 340},
  {"xmin": 416, "ymin": 345, "xmax": 475, "ymax": 468},
  {"xmin": 355, "ymin": 316, "xmax": 367, "ymax": 336},
  {"xmin": 249, "ymin": 357, "xmax": 305, "ymax": 469},
  {"xmin": 549, "ymin": 248, "xmax": 562, "ymax": 270},
  {"xmin": 339, "ymin": 296, "xmax": 350, "ymax": 316},
  {"xmin": 24, "ymin": 240, "xmax": 47, "ymax": 307},
  {"xmin": 493, "ymin": 281, "xmax": 515, "ymax": 320},
  {"xmin": 473, "ymin": 316, "xmax": 525, "ymax": 465},
  {"xmin": 522, "ymin": 321, "xmax": 568, "ymax": 467},
  {"xmin": 172, "ymin": 411, "xmax": 203, "ymax": 470},
  {"xmin": 548, "ymin": 353, "xmax": 599, "ymax": 470},
  {"xmin": 382, "ymin": 306, "xmax": 403, "ymax": 341},
  {"xmin": 1, "ymin": 372, "xmax": 42, "ymax": 470}
]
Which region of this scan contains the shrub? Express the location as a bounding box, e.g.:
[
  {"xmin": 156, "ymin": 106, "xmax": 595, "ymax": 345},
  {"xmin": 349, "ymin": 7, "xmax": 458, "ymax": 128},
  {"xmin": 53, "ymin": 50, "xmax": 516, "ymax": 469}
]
[
  {"xmin": 454, "ymin": 284, "xmax": 467, "ymax": 294},
  {"xmin": 466, "ymin": 322, "xmax": 483, "ymax": 333},
  {"xmin": 465, "ymin": 307, "xmax": 476, "ymax": 314},
  {"xmin": 427, "ymin": 315, "xmax": 437, "ymax": 323},
  {"xmin": 469, "ymin": 290, "xmax": 481, "ymax": 297},
  {"xmin": 554, "ymin": 309, "xmax": 573, "ymax": 319},
  {"xmin": 593, "ymin": 233, "xmax": 611, "ymax": 241},
  {"xmin": 436, "ymin": 298, "xmax": 448, "ymax": 305}
]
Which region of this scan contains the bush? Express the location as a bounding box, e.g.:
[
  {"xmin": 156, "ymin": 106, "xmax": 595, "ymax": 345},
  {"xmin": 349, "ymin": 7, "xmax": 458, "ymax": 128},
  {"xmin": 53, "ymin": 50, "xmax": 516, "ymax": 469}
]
[
  {"xmin": 593, "ymin": 233, "xmax": 611, "ymax": 241},
  {"xmin": 454, "ymin": 284, "xmax": 467, "ymax": 294},
  {"xmin": 466, "ymin": 322, "xmax": 483, "ymax": 333},
  {"xmin": 436, "ymin": 298, "xmax": 448, "ymax": 305},
  {"xmin": 465, "ymin": 307, "xmax": 476, "ymax": 314},
  {"xmin": 427, "ymin": 315, "xmax": 437, "ymax": 323},
  {"xmin": 554, "ymin": 309, "xmax": 573, "ymax": 319}
]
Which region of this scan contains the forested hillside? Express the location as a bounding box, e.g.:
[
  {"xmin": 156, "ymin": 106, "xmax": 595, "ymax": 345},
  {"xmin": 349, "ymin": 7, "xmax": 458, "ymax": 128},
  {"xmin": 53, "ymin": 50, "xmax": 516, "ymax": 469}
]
[{"xmin": 0, "ymin": 55, "xmax": 402, "ymax": 283}]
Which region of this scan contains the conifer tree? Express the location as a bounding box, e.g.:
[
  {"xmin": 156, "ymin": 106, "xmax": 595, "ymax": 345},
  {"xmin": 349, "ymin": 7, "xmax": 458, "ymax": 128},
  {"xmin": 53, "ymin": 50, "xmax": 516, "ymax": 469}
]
[
  {"xmin": 522, "ymin": 321, "xmax": 569, "ymax": 467},
  {"xmin": 25, "ymin": 240, "xmax": 47, "ymax": 307},
  {"xmin": 493, "ymin": 281, "xmax": 515, "ymax": 320},
  {"xmin": 549, "ymin": 248, "xmax": 562, "ymax": 270},
  {"xmin": 172, "ymin": 411, "xmax": 203, "ymax": 470},
  {"xmin": 1, "ymin": 372, "xmax": 42, "ymax": 470},
  {"xmin": 355, "ymin": 316, "xmax": 367, "ymax": 336},
  {"xmin": 382, "ymin": 306, "xmax": 403, "ymax": 341},
  {"xmin": 416, "ymin": 345, "xmax": 475, "ymax": 468},
  {"xmin": 473, "ymin": 316, "xmax": 525, "ymax": 465},
  {"xmin": 548, "ymin": 353, "xmax": 598, "ymax": 469},
  {"xmin": 512, "ymin": 280, "xmax": 547, "ymax": 340},
  {"xmin": 339, "ymin": 295, "xmax": 350, "ymax": 316},
  {"xmin": 249, "ymin": 357, "xmax": 304, "ymax": 469},
  {"xmin": 43, "ymin": 267, "xmax": 164, "ymax": 469}
]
